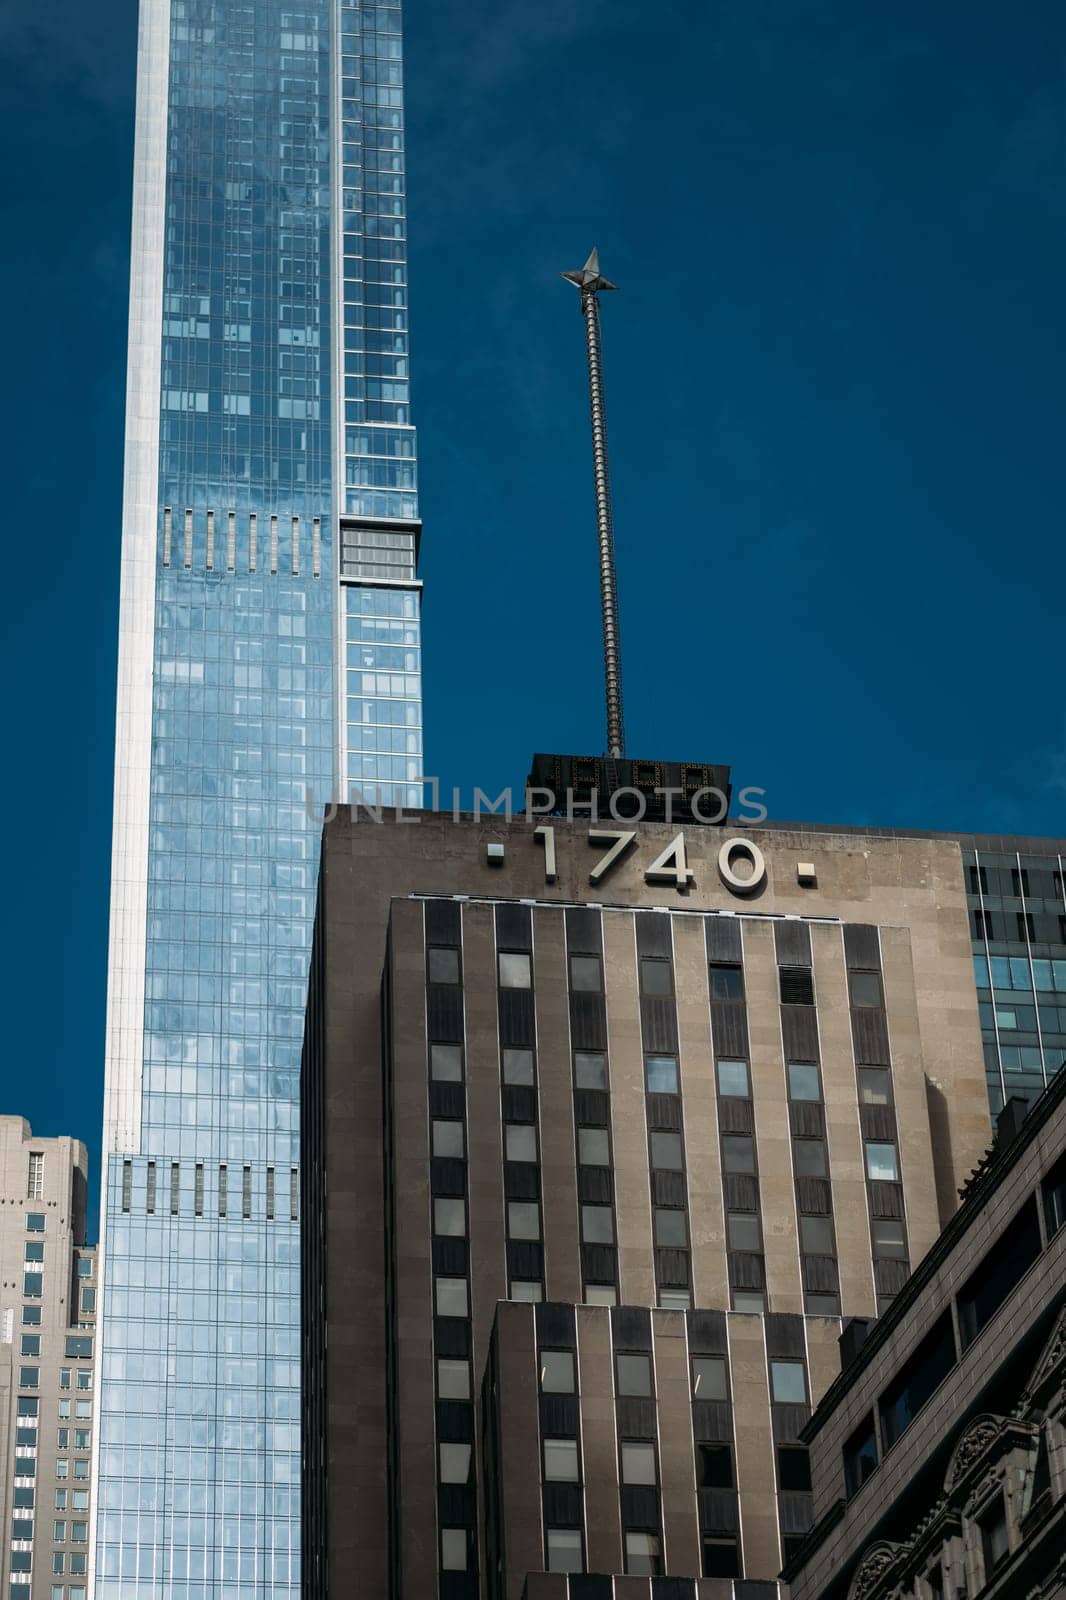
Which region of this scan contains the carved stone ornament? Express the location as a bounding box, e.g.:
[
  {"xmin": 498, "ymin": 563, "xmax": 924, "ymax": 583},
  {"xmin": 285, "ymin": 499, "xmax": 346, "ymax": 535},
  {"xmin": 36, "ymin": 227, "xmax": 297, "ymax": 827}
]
[
  {"xmin": 944, "ymin": 1415, "xmax": 1005, "ymax": 1492},
  {"xmin": 1017, "ymin": 1305, "xmax": 1066, "ymax": 1410},
  {"xmin": 847, "ymin": 1540, "xmax": 909, "ymax": 1600}
]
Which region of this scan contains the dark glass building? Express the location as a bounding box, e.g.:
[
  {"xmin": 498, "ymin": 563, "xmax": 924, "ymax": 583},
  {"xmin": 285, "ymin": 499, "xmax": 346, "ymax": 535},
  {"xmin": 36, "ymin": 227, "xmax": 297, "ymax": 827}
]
[{"xmin": 961, "ymin": 841, "xmax": 1066, "ymax": 1111}]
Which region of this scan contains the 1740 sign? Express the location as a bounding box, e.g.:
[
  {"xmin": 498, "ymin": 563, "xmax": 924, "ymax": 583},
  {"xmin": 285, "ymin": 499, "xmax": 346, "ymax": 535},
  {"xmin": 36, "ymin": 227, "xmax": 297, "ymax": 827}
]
[{"xmin": 532, "ymin": 827, "xmax": 767, "ymax": 896}]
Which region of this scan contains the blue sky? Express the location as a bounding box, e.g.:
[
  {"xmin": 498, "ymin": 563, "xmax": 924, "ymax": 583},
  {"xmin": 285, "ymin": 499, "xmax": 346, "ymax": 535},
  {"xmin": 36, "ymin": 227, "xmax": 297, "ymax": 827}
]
[{"xmin": 1, "ymin": 0, "xmax": 1063, "ymax": 1226}]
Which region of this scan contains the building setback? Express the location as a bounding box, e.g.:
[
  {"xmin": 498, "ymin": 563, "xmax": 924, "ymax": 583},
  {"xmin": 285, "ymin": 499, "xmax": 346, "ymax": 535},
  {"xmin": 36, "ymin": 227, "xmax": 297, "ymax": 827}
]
[
  {"xmin": 784, "ymin": 1068, "xmax": 1066, "ymax": 1600},
  {"xmin": 301, "ymin": 805, "xmax": 1007, "ymax": 1596},
  {"xmin": 760, "ymin": 822, "xmax": 1066, "ymax": 1115},
  {"xmin": 0, "ymin": 1119, "xmax": 97, "ymax": 1600}
]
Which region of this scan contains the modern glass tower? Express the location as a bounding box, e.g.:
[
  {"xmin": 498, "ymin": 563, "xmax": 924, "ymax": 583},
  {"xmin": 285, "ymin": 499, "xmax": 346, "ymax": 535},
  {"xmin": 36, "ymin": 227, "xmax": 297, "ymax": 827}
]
[{"xmin": 94, "ymin": 0, "xmax": 421, "ymax": 1594}]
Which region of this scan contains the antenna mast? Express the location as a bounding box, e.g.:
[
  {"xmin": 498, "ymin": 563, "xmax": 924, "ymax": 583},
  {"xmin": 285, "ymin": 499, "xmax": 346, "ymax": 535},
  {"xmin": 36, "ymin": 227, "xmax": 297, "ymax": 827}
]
[{"xmin": 562, "ymin": 249, "xmax": 626, "ymax": 760}]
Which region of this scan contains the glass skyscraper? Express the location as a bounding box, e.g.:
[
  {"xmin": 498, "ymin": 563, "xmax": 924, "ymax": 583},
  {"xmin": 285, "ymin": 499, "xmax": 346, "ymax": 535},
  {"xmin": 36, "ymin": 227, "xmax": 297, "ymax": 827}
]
[
  {"xmin": 95, "ymin": 0, "xmax": 422, "ymax": 1594},
  {"xmin": 963, "ymin": 842, "xmax": 1066, "ymax": 1111}
]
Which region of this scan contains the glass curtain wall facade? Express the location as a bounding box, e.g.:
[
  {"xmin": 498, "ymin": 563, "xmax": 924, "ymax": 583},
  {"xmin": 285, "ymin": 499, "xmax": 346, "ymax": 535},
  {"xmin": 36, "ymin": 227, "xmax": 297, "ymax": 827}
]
[
  {"xmin": 95, "ymin": 0, "xmax": 421, "ymax": 1596},
  {"xmin": 965, "ymin": 845, "xmax": 1066, "ymax": 1112}
]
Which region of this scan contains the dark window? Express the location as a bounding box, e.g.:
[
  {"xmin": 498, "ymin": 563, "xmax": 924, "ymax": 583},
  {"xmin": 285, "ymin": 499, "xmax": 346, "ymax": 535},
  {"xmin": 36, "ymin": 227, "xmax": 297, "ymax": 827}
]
[
  {"xmin": 573, "ymin": 1052, "xmax": 606, "ymax": 1090},
  {"xmin": 427, "ymin": 946, "xmax": 460, "ymax": 985},
  {"xmin": 722, "ymin": 1135, "xmax": 755, "ymax": 1175},
  {"xmin": 878, "ymin": 1314, "xmax": 956, "ymax": 1450},
  {"xmin": 716, "ymin": 1059, "xmax": 750, "ymax": 1098},
  {"xmin": 650, "ymin": 1132, "xmax": 683, "ymax": 1172},
  {"xmin": 792, "ymin": 1140, "xmax": 827, "ymax": 1177},
  {"xmin": 1043, "ymin": 1150, "xmax": 1066, "ymax": 1238},
  {"xmin": 843, "ymin": 1413, "xmax": 878, "ymax": 1497},
  {"xmin": 578, "ymin": 1127, "xmax": 610, "ymax": 1167},
  {"xmin": 788, "ymin": 1062, "xmax": 821, "ymax": 1101},
  {"xmin": 430, "ymin": 1043, "xmax": 463, "ymax": 1082},
  {"xmin": 625, "ymin": 1532, "xmax": 661, "ymax": 1577},
  {"xmin": 64, "ymin": 1337, "xmax": 92, "ymax": 1360},
  {"xmin": 733, "ymin": 1291, "xmax": 765, "ymax": 1312},
  {"xmin": 800, "ymin": 1216, "xmax": 834, "ymax": 1255},
  {"xmin": 771, "ymin": 1361, "xmax": 807, "ymax": 1404},
  {"xmin": 640, "ymin": 958, "xmax": 673, "ymax": 996},
  {"xmin": 543, "ymin": 1438, "xmax": 580, "ymax": 1482},
  {"xmin": 973, "ymin": 909, "xmax": 993, "ymax": 940},
  {"xmin": 849, "ymin": 971, "xmax": 883, "ymax": 1008},
  {"xmin": 969, "ymin": 864, "xmax": 988, "ymax": 895},
  {"xmin": 539, "ymin": 1351, "xmax": 576, "ymax": 1394},
  {"xmin": 616, "ymin": 1353, "xmax": 652, "ymax": 1397},
  {"xmin": 1017, "ymin": 912, "xmax": 1035, "ymax": 941},
  {"xmin": 980, "ymin": 1496, "xmax": 1010, "ymax": 1576},
  {"xmin": 777, "ymin": 1446, "xmax": 812, "ymax": 1491},
  {"xmin": 25, "ymin": 1215, "xmax": 44, "ymax": 1233},
  {"xmin": 581, "ymin": 1205, "xmax": 613, "ymax": 1244},
  {"xmin": 927, "ymin": 1563, "xmax": 945, "ymax": 1600},
  {"xmin": 702, "ymin": 1538, "xmax": 740, "ymax": 1579},
  {"xmin": 432, "ymin": 1120, "xmax": 464, "ymax": 1159},
  {"xmin": 621, "ymin": 1441, "xmax": 657, "ymax": 1485},
  {"xmin": 691, "ymin": 1356, "xmax": 727, "ymax": 1400},
  {"xmin": 727, "ymin": 1213, "xmax": 761, "ymax": 1252},
  {"xmin": 858, "ymin": 1067, "xmax": 892, "ymax": 1106},
  {"xmin": 654, "ymin": 1209, "xmax": 687, "ymax": 1247},
  {"xmin": 779, "ymin": 966, "xmax": 815, "ymax": 1005},
  {"xmin": 871, "ymin": 1218, "xmax": 907, "ymax": 1257},
  {"xmin": 1011, "ymin": 868, "xmax": 1030, "ymax": 898},
  {"xmin": 647, "ymin": 1055, "xmax": 679, "ymax": 1094},
  {"xmin": 697, "ymin": 1443, "xmax": 733, "ymax": 1488},
  {"xmin": 709, "ymin": 963, "xmax": 744, "ymax": 1001},
  {"xmin": 498, "ymin": 951, "xmax": 532, "ymax": 989},
  {"xmin": 545, "ymin": 1527, "xmax": 583, "ymax": 1574},
  {"xmin": 958, "ymin": 1198, "xmax": 1042, "ymax": 1349},
  {"xmin": 569, "ymin": 954, "xmax": 603, "ymax": 993},
  {"xmin": 505, "ymin": 1124, "xmax": 537, "ymax": 1164}
]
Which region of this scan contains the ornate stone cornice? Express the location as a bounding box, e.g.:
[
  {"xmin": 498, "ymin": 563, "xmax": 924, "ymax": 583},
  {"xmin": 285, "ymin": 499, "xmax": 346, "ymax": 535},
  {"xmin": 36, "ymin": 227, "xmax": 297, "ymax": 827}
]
[
  {"xmin": 944, "ymin": 1415, "xmax": 1006, "ymax": 1493},
  {"xmin": 846, "ymin": 1540, "xmax": 909, "ymax": 1600}
]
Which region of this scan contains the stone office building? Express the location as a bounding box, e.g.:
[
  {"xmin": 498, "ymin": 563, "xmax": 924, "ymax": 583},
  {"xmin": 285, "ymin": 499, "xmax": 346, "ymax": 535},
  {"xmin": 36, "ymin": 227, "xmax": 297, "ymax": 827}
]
[
  {"xmin": 783, "ymin": 1066, "xmax": 1066, "ymax": 1600},
  {"xmin": 299, "ymin": 793, "xmax": 1016, "ymax": 1598},
  {"xmin": 0, "ymin": 1119, "xmax": 97, "ymax": 1600}
]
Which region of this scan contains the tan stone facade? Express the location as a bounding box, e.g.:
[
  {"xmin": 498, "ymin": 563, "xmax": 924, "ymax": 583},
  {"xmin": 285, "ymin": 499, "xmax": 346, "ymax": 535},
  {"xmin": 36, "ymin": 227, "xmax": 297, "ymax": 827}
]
[
  {"xmin": 301, "ymin": 809, "xmax": 994, "ymax": 1598},
  {"xmin": 483, "ymin": 1301, "xmax": 850, "ymax": 1599},
  {"xmin": 0, "ymin": 1119, "xmax": 97, "ymax": 1600}
]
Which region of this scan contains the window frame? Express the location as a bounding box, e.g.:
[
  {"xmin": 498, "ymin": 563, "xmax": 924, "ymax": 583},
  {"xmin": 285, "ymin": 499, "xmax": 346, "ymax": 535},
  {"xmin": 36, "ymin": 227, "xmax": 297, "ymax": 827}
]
[
  {"xmin": 709, "ymin": 963, "xmax": 745, "ymax": 1002},
  {"xmin": 569, "ymin": 953, "xmax": 603, "ymax": 993},
  {"xmin": 716, "ymin": 1058, "xmax": 751, "ymax": 1098},
  {"xmin": 539, "ymin": 1349, "xmax": 576, "ymax": 1395},
  {"xmin": 498, "ymin": 950, "xmax": 533, "ymax": 990},
  {"xmin": 615, "ymin": 1352, "xmax": 653, "ymax": 1398},
  {"xmin": 542, "ymin": 1437, "xmax": 580, "ymax": 1483},
  {"xmin": 427, "ymin": 945, "xmax": 460, "ymax": 985},
  {"xmin": 770, "ymin": 1359, "xmax": 807, "ymax": 1405}
]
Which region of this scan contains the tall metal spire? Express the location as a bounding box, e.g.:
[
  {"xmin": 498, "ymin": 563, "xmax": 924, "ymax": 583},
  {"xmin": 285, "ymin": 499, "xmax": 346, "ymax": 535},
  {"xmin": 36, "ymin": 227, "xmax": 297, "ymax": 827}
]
[{"xmin": 562, "ymin": 248, "xmax": 626, "ymax": 760}]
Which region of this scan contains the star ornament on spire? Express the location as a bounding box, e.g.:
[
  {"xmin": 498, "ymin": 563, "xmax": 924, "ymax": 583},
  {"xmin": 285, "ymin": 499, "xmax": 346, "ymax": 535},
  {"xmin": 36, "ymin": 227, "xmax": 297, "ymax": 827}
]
[{"xmin": 561, "ymin": 247, "xmax": 619, "ymax": 294}]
